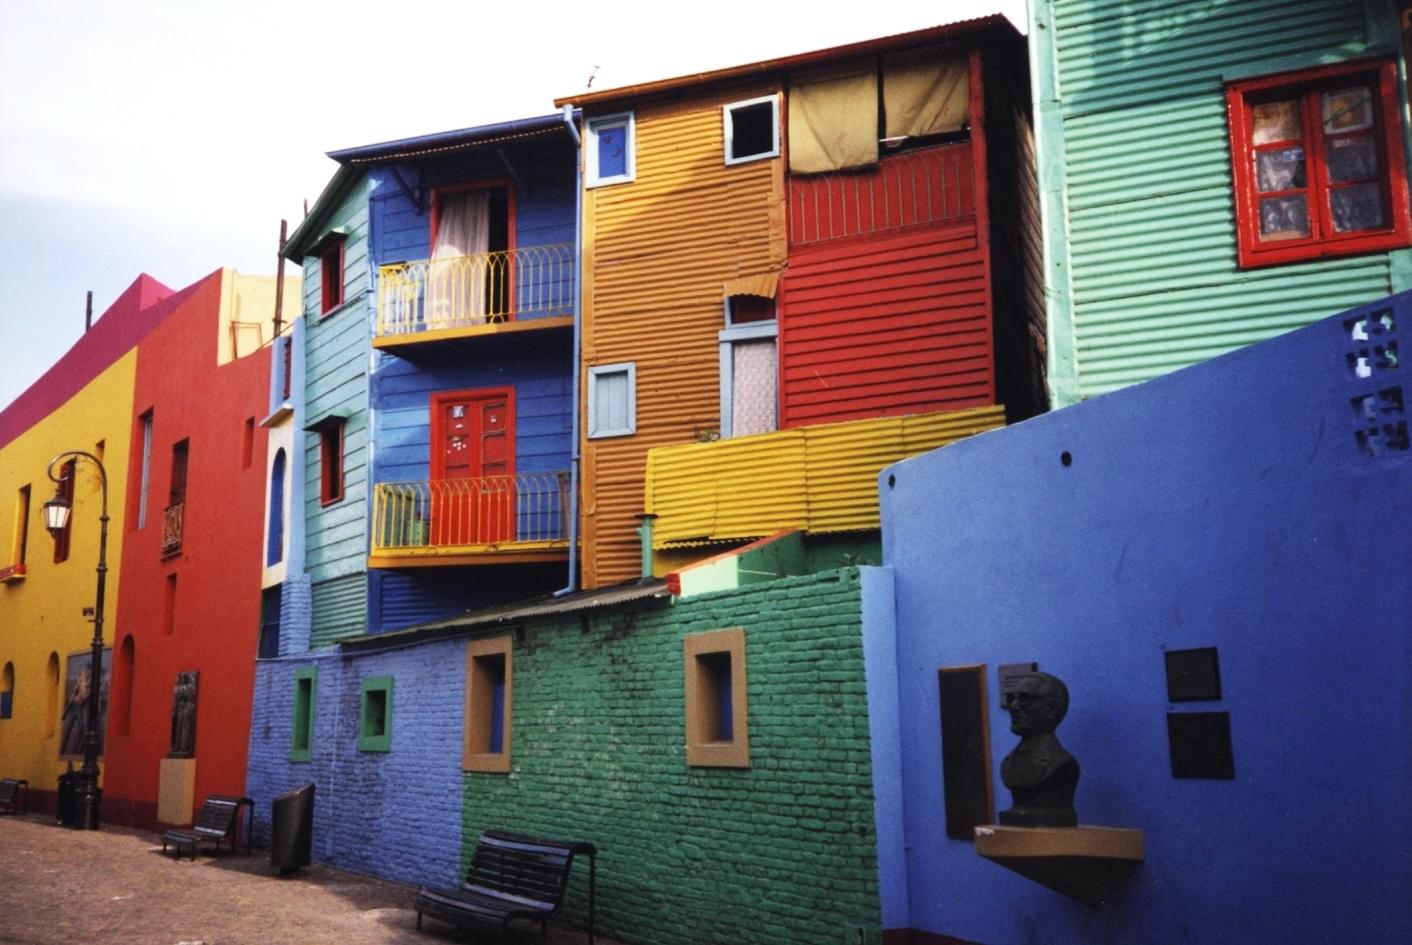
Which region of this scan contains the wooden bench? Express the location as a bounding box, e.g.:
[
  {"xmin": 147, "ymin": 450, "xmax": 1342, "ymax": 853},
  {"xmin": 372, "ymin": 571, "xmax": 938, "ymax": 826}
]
[
  {"xmin": 0, "ymin": 778, "xmax": 27, "ymax": 815},
  {"xmin": 160, "ymin": 795, "xmax": 253, "ymax": 860},
  {"xmin": 415, "ymin": 830, "xmax": 596, "ymax": 943}
]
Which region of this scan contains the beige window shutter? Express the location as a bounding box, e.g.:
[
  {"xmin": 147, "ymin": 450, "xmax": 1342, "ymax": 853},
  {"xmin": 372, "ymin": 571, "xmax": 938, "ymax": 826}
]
[
  {"xmin": 883, "ymin": 47, "xmax": 969, "ymax": 140},
  {"xmin": 788, "ymin": 64, "xmax": 879, "ymax": 174}
]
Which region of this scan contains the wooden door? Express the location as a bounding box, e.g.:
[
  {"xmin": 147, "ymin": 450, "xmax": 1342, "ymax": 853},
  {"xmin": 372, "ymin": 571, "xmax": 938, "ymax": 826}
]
[{"xmin": 430, "ymin": 389, "xmax": 515, "ymax": 544}]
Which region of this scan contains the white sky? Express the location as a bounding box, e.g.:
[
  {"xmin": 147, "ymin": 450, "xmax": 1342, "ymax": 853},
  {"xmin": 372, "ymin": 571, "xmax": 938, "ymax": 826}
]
[{"xmin": 0, "ymin": 0, "xmax": 1027, "ymax": 408}]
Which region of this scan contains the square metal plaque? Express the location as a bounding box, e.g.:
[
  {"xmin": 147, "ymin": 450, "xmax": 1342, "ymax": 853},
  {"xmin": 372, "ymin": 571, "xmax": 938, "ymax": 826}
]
[
  {"xmin": 1165, "ymin": 647, "xmax": 1222, "ymax": 702},
  {"xmin": 1167, "ymin": 711, "xmax": 1235, "ymax": 779}
]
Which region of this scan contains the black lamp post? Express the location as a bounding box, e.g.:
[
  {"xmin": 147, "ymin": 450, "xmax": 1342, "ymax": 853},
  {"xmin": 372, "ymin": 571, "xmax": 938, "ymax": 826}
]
[{"xmin": 43, "ymin": 450, "xmax": 108, "ymax": 830}]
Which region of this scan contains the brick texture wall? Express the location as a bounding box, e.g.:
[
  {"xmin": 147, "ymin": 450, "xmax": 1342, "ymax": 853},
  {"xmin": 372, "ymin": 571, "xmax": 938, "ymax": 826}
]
[{"xmin": 463, "ymin": 568, "xmax": 881, "ymax": 945}]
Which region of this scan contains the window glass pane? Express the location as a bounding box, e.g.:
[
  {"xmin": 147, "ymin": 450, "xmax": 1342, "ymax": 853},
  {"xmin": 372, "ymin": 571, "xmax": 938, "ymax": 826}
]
[
  {"xmin": 596, "ymin": 125, "xmax": 627, "ymax": 178},
  {"xmin": 1326, "ymin": 134, "xmax": 1378, "ymax": 183},
  {"xmin": 1255, "ymin": 147, "xmax": 1305, "ymax": 192},
  {"xmin": 729, "ymin": 101, "xmax": 775, "ymax": 161},
  {"xmin": 593, "ymin": 371, "xmax": 628, "ymax": 432},
  {"xmin": 1251, "ymin": 99, "xmax": 1300, "ymax": 145},
  {"xmin": 1322, "ymin": 86, "xmax": 1374, "ymax": 134},
  {"xmin": 1258, "ymin": 195, "xmax": 1310, "ymax": 240},
  {"xmin": 1330, "ymin": 182, "xmax": 1386, "ymax": 232}
]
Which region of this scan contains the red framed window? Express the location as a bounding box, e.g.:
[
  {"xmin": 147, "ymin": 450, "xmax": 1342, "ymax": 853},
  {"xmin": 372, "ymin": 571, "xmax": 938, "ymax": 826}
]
[
  {"xmin": 1227, "ymin": 59, "xmax": 1412, "ymax": 268},
  {"xmin": 319, "ymin": 237, "xmax": 345, "ymax": 315},
  {"xmin": 52, "ymin": 459, "xmax": 75, "ymax": 563},
  {"xmin": 313, "ymin": 418, "xmax": 345, "ymax": 506}
]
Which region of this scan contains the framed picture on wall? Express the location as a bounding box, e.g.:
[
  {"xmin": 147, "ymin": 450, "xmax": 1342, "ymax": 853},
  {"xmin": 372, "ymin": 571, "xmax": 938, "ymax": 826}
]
[{"xmin": 59, "ymin": 649, "xmax": 111, "ymax": 759}]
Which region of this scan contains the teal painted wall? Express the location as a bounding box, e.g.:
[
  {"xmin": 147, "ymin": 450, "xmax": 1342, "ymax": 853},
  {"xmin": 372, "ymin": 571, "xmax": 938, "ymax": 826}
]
[
  {"xmin": 1032, "ymin": 0, "xmax": 1410, "ymax": 404},
  {"xmin": 459, "ymin": 569, "xmax": 882, "ymax": 945},
  {"xmin": 301, "ymin": 179, "xmax": 371, "ymax": 646}
]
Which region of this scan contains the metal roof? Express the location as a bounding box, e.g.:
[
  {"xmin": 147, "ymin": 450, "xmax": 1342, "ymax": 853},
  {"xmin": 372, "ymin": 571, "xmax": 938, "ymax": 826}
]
[
  {"xmin": 326, "ymin": 113, "xmax": 575, "ymax": 165},
  {"xmin": 554, "ymin": 15, "xmax": 1014, "ymax": 109},
  {"xmin": 339, "ymin": 579, "xmax": 672, "ymax": 651}
]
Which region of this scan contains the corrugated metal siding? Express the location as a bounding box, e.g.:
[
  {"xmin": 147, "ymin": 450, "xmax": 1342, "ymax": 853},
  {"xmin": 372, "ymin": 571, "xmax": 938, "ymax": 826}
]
[
  {"xmin": 310, "ymin": 574, "xmax": 368, "ymax": 648},
  {"xmin": 1042, "ymin": 0, "xmax": 1396, "ymax": 399},
  {"xmin": 583, "ymin": 83, "xmax": 787, "ymax": 586},
  {"xmin": 645, "ymin": 405, "xmax": 1005, "ymax": 545},
  {"xmin": 781, "ymin": 220, "xmax": 992, "ymax": 427}
]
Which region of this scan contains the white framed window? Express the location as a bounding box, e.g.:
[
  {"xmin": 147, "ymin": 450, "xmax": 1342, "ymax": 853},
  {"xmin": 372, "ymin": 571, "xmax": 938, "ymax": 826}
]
[
  {"xmin": 723, "ymin": 95, "xmax": 780, "ymax": 166},
  {"xmin": 588, "ymin": 362, "xmax": 637, "ymax": 438},
  {"xmin": 719, "ymin": 297, "xmax": 777, "ymax": 438},
  {"xmin": 586, "ymin": 112, "xmax": 635, "ymax": 187}
]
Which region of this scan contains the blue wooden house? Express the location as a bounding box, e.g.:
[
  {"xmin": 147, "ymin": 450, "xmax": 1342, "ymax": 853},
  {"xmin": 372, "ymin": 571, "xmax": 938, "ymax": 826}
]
[{"xmin": 335, "ymin": 114, "xmax": 581, "ymax": 630}]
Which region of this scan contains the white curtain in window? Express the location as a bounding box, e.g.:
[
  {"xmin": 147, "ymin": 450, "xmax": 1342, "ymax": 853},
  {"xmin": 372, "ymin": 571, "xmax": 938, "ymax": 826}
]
[
  {"xmin": 428, "ymin": 190, "xmax": 491, "ymax": 328},
  {"xmin": 732, "ymin": 338, "xmax": 778, "ymax": 437}
]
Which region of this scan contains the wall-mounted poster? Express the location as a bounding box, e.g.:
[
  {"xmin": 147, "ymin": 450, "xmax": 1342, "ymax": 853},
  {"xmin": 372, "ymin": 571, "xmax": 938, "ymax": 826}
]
[{"xmin": 60, "ymin": 649, "xmax": 111, "ymax": 759}]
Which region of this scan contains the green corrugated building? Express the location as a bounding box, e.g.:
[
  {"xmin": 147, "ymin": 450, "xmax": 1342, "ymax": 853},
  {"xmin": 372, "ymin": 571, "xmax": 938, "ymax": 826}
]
[{"xmin": 1031, "ymin": 0, "xmax": 1412, "ymax": 405}]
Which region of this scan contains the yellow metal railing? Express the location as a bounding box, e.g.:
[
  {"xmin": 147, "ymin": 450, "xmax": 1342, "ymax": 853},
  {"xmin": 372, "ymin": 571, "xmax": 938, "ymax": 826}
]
[
  {"xmin": 376, "ymin": 243, "xmax": 575, "ymax": 337},
  {"xmin": 372, "ymin": 472, "xmax": 570, "ymax": 552},
  {"xmin": 644, "ymin": 405, "xmax": 1007, "ymax": 546}
]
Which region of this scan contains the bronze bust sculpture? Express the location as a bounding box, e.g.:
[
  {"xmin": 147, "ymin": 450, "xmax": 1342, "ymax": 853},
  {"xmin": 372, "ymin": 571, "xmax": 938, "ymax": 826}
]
[{"xmin": 999, "ymin": 672, "xmax": 1079, "ymax": 827}]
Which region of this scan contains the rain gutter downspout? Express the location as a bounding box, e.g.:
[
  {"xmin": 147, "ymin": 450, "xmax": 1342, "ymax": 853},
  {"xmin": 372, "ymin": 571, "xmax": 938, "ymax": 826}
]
[{"xmin": 555, "ymin": 105, "xmax": 583, "ymax": 597}]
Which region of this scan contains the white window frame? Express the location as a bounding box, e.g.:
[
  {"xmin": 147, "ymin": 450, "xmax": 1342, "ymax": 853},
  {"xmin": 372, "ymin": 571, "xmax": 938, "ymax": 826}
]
[
  {"xmin": 723, "ymin": 94, "xmax": 780, "ymax": 166},
  {"xmin": 718, "ymin": 298, "xmax": 778, "ymax": 438},
  {"xmin": 586, "ymin": 112, "xmax": 636, "ymax": 187},
  {"xmin": 588, "ymin": 362, "xmax": 637, "ymax": 438}
]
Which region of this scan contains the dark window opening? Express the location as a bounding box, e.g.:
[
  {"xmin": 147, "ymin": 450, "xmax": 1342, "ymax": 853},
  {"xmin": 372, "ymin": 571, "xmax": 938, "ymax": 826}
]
[{"xmin": 730, "ymin": 101, "xmax": 776, "ymax": 162}]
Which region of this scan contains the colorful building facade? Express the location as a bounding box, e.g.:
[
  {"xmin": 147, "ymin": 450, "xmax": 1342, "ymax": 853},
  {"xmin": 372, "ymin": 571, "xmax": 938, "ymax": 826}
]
[
  {"xmin": 557, "ymin": 17, "xmax": 1045, "ymax": 586},
  {"xmin": 100, "ymin": 269, "xmax": 294, "ymax": 830},
  {"xmin": 1030, "ymin": 0, "xmax": 1412, "ymax": 405},
  {"xmin": 873, "ymin": 290, "xmax": 1410, "ymax": 943}
]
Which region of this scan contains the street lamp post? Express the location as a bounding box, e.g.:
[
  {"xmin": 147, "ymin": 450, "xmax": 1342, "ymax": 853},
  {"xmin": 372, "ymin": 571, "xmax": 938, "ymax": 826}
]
[{"xmin": 43, "ymin": 450, "xmax": 109, "ymax": 830}]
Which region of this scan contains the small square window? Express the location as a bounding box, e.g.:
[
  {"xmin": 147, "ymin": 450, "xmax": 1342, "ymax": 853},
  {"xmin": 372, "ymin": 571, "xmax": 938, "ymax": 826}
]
[
  {"xmin": 320, "ymin": 237, "xmax": 345, "ymax": 315},
  {"xmin": 359, "ymin": 676, "xmax": 393, "ymax": 752},
  {"xmin": 684, "ymin": 627, "xmax": 749, "ymax": 768},
  {"xmin": 1227, "ymin": 59, "xmax": 1411, "ymax": 268},
  {"xmin": 464, "ymin": 636, "xmax": 513, "ymax": 773},
  {"xmin": 587, "ymin": 112, "xmax": 635, "ymax": 187},
  {"xmin": 724, "ymin": 96, "xmax": 780, "ymax": 165},
  {"xmin": 290, "ymin": 667, "xmax": 316, "ymax": 762},
  {"xmin": 588, "ymin": 363, "xmax": 636, "ymax": 438}
]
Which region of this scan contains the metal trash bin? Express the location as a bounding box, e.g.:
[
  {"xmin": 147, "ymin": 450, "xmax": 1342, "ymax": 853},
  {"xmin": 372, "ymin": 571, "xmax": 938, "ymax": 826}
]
[
  {"xmin": 270, "ymin": 783, "xmax": 314, "ymax": 874},
  {"xmin": 55, "ymin": 769, "xmax": 78, "ymax": 827}
]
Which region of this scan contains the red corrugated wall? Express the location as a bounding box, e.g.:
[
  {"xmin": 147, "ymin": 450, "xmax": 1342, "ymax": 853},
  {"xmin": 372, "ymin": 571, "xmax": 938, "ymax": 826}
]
[{"xmin": 781, "ymin": 143, "xmax": 994, "ymax": 428}]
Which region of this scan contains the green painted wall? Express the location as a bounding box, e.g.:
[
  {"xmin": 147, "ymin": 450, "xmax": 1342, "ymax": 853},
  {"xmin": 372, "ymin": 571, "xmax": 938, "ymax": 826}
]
[
  {"xmin": 461, "ymin": 568, "xmax": 881, "ymax": 945},
  {"xmin": 1032, "ymin": 0, "xmax": 1410, "ymax": 405}
]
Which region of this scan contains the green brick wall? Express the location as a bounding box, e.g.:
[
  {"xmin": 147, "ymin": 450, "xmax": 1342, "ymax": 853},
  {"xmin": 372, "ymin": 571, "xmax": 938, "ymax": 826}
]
[{"xmin": 462, "ymin": 568, "xmax": 881, "ymax": 945}]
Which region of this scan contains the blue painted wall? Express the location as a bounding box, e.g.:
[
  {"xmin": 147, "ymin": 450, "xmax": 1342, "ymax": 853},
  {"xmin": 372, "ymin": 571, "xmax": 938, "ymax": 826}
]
[
  {"xmin": 876, "ymin": 293, "xmax": 1411, "ymax": 943},
  {"xmin": 244, "ymin": 640, "xmax": 467, "ymax": 888}
]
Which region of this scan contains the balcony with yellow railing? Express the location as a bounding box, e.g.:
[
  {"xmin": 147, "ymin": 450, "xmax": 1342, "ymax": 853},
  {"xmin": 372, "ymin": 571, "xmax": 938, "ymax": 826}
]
[
  {"xmin": 370, "ymin": 472, "xmax": 571, "ymax": 568},
  {"xmin": 644, "ymin": 404, "xmax": 1008, "ymax": 552},
  {"xmin": 374, "ymin": 243, "xmax": 575, "ymax": 354}
]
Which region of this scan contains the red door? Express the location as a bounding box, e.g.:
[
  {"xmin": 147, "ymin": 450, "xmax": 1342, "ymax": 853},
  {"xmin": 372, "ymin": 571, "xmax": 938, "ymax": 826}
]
[{"xmin": 430, "ymin": 390, "xmax": 515, "ymax": 544}]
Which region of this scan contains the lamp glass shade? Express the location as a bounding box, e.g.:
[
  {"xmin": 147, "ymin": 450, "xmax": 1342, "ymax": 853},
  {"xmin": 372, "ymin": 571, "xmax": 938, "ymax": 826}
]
[{"xmin": 43, "ymin": 495, "xmax": 71, "ymax": 536}]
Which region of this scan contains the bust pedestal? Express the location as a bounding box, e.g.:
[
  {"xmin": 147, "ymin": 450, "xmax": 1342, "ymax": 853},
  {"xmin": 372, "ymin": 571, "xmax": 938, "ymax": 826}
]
[{"xmin": 973, "ymin": 824, "xmax": 1144, "ymax": 907}]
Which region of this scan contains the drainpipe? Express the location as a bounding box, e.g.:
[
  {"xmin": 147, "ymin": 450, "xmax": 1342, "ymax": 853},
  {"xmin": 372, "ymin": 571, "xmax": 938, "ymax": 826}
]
[
  {"xmin": 636, "ymin": 513, "xmax": 657, "ymax": 582},
  {"xmin": 555, "ymin": 105, "xmax": 583, "ymax": 597}
]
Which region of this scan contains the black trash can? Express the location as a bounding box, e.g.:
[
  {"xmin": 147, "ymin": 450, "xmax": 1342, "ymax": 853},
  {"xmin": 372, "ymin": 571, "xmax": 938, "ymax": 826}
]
[
  {"xmin": 270, "ymin": 783, "xmax": 314, "ymax": 874},
  {"xmin": 55, "ymin": 769, "xmax": 78, "ymax": 827}
]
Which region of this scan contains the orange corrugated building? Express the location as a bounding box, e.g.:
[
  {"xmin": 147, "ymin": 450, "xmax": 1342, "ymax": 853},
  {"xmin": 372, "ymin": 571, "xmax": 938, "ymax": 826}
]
[{"xmin": 559, "ymin": 17, "xmax": 1045, "ymax": 587}]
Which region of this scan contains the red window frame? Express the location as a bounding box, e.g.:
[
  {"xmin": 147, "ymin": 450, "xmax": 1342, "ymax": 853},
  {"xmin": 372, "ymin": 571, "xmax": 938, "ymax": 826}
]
[
  {"xmin": 1227, "ymin": 58, "xmax": 1411, "ymax": 268},
  {"xmin": 317, "ymin": 419, "xmax": 345, "ymax": 506},
  {"xmin": 319, "ymin": 237, "xmax": 345, "ymax": 315},
  {"xmin": 52, "ymin": 459, "xmax": 75, "ymax": 563}
]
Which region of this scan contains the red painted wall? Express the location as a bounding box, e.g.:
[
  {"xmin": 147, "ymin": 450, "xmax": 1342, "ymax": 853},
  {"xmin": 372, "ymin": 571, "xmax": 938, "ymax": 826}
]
[
  {"xmin": 781, "ymin": 143, "xmax": 994, "ymax": 428},
  {"xmin": 101, "ymin": 269, "xmax": 271, "ymax": 829}
]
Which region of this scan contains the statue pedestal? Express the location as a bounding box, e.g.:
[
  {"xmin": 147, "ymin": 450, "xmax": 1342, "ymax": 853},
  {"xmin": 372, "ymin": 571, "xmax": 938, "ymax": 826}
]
[
  {"xmin": 974, "ymin": 824, "xmax": 1144, "ymax": 907},
  {"xmin": 157, "ymin": 757, "xmax": 196, "ymax": 825}
]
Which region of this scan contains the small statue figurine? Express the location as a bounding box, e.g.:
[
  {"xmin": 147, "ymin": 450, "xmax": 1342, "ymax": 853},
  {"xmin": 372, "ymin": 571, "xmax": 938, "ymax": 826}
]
[
  {"xmin": 169, "ymin": 671, "xmax": 198, "ymax": 758},
  {"xmin": 999, "ymin": 672, "xmax": 1079, "ymax": 827}
]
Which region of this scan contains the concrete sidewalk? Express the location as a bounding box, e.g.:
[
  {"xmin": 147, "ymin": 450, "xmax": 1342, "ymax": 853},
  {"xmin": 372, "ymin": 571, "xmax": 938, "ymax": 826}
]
[{"xmin": 0, "ymin": 813, "xmax": 618, "ymax": 945}]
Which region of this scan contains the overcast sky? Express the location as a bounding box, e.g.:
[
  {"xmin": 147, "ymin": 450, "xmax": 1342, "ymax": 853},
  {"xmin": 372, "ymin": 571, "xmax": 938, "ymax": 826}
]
[{"xmin": 0, "ymin": 0, "xmax": 1027, "ymax": 409}]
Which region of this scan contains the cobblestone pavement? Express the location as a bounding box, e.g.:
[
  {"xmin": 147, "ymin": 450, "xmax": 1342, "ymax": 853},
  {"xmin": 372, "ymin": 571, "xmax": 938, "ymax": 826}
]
[{"xmin": 0, "ymin": 813, "xmax": 620, "ymax": 945}]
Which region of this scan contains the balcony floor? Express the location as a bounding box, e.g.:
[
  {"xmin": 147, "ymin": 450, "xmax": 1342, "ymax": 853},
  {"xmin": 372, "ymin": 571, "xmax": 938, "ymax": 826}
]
[
  {"xmin": 368, "ymin": 539, "xmax": 570, "ymax": 569},
  {"xmin": 373, "ymin": 315, "xmax": 573, "ymax": 358}
]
